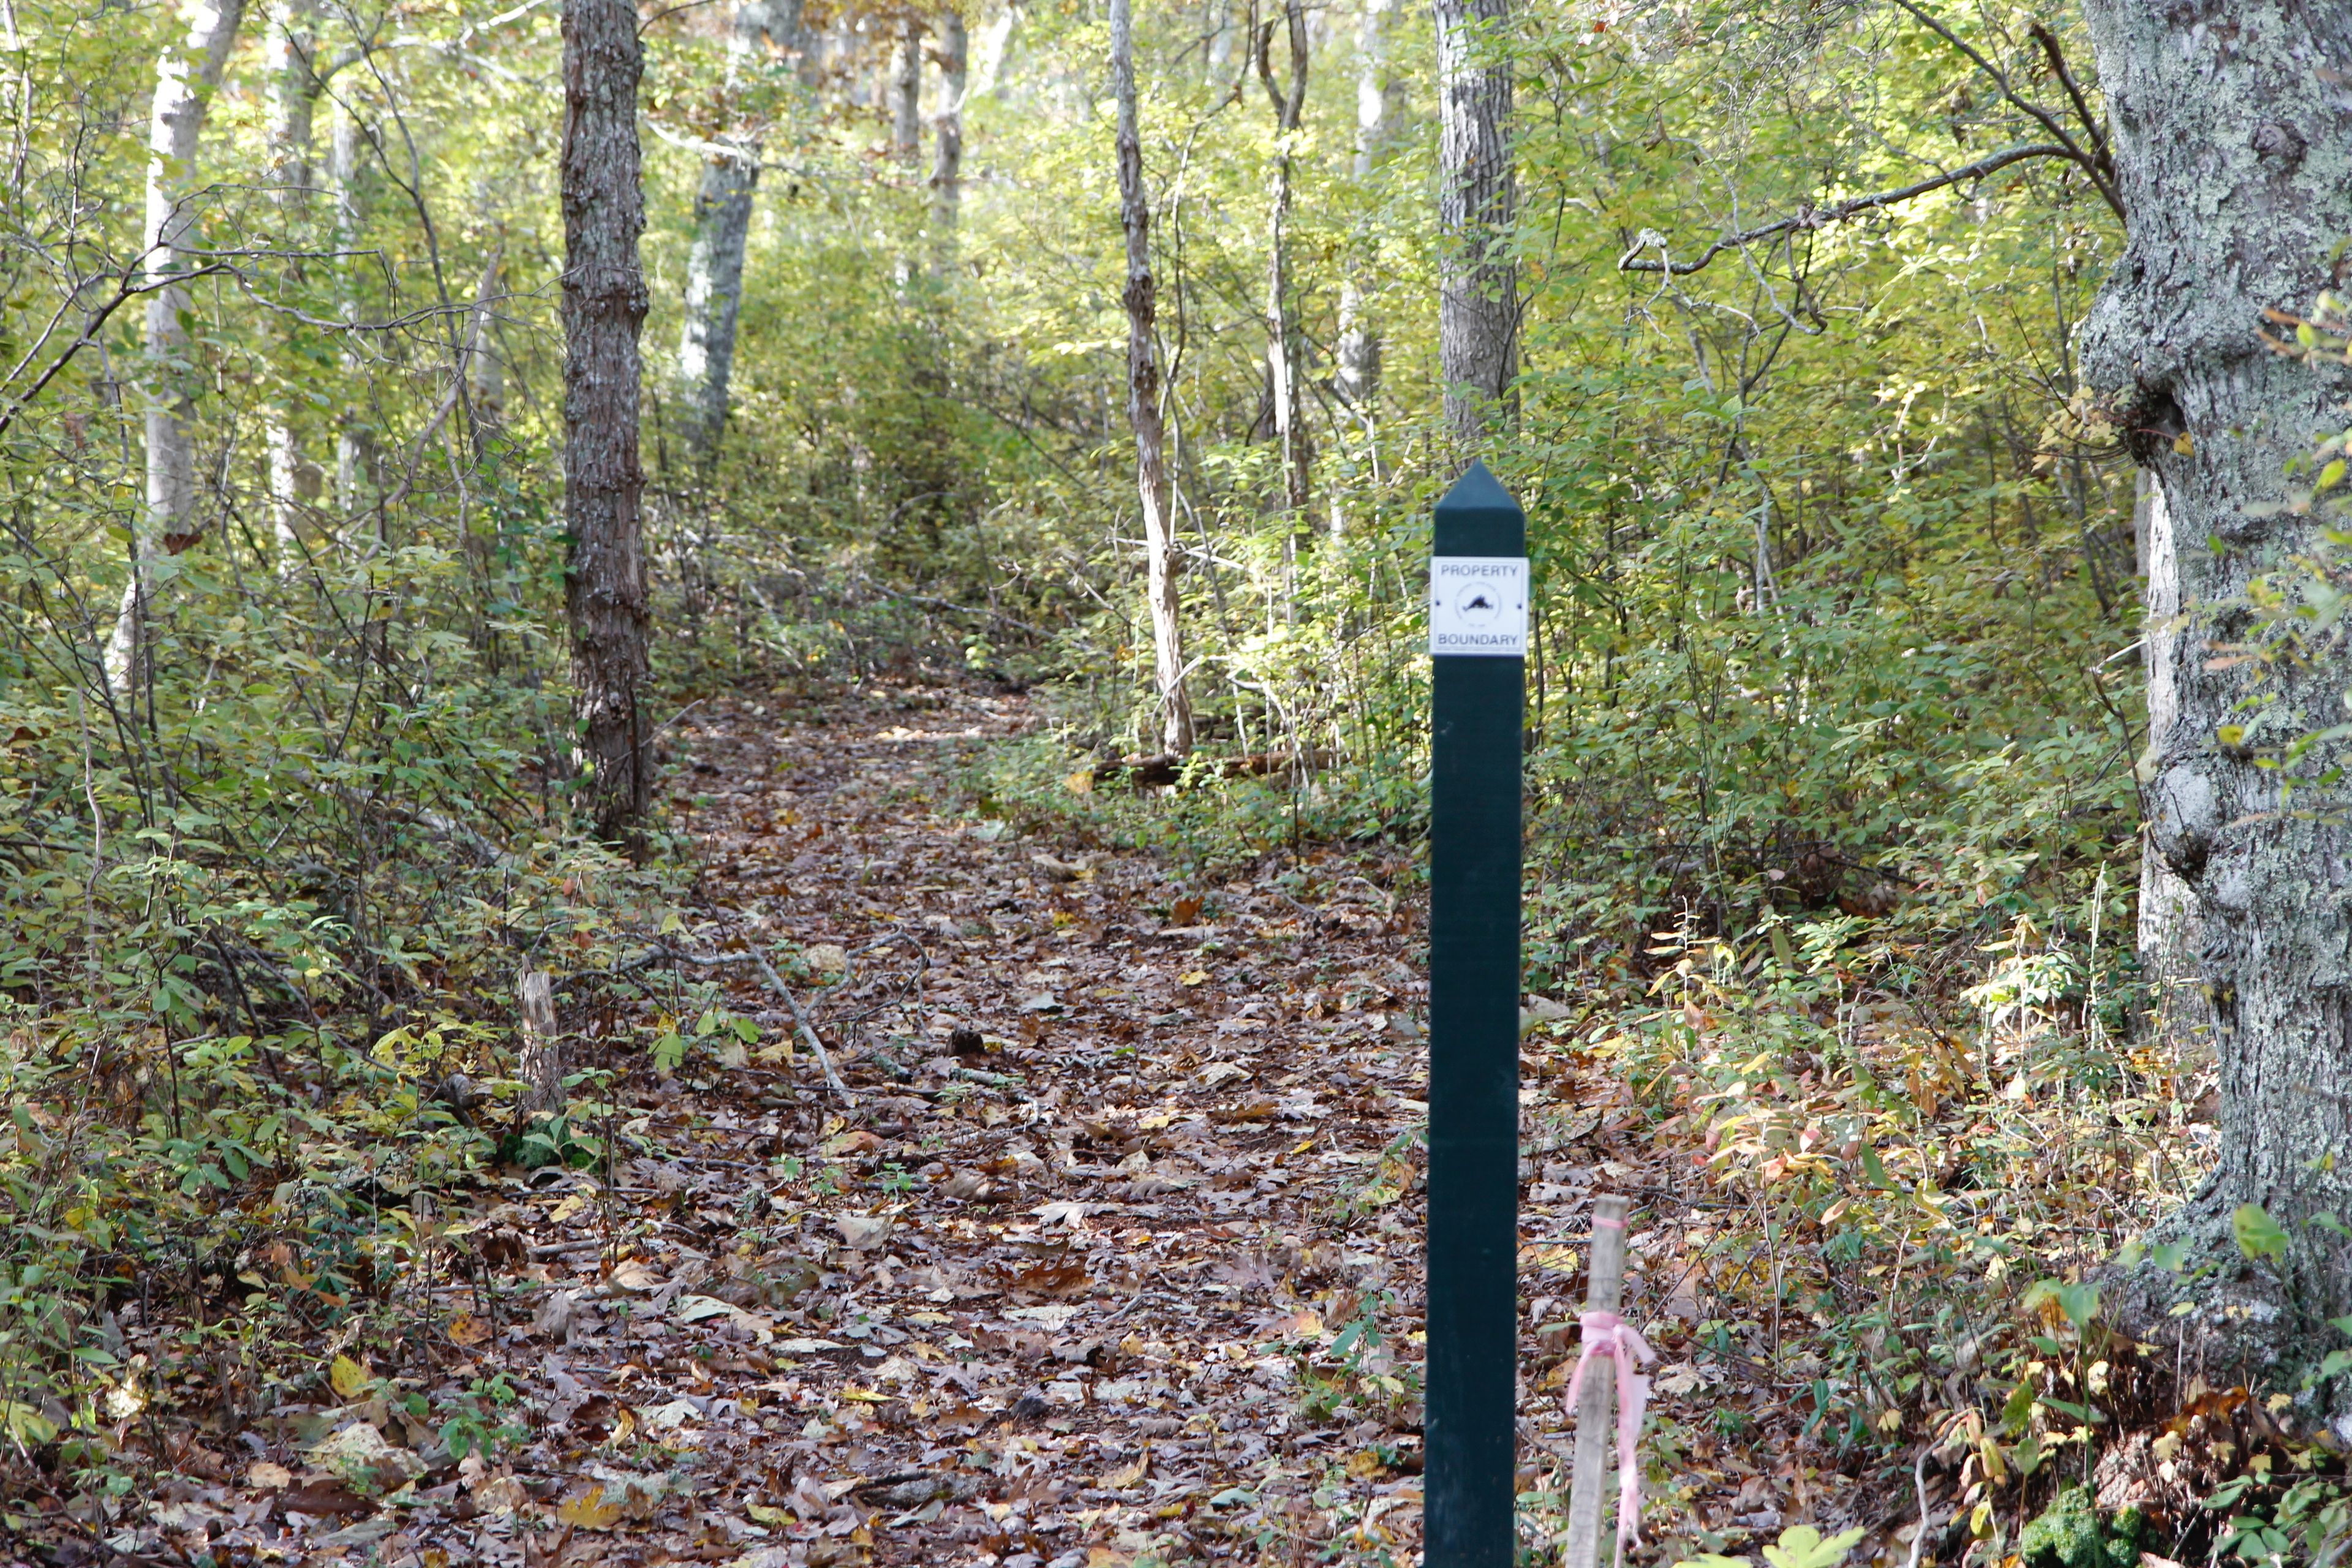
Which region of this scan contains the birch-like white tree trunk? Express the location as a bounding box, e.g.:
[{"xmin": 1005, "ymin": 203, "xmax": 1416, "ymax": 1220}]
[
  {"xmin": 330, "ymin": 94, "xmax": 374, "ymax": 525},
  {"xmin": 1112, "ymin": 0, "xmax": 1191, "ymax": 755},
  {"xmin": 263, "ymin": 0, "xmax": 321, "ymax": 577},
  {"xmin": 562, "ymin": 0, "xmax": 652, "ymax": 839},
  {"xmin": 677, "ymin": 0, "xmax": 797, "ymax": 470},
  {"xmin": 2082, "ymin": 0, "xmax": 2352, "ymax": 1372},
  {"xmin": 1333, "ymin": 0, "xmax": 1393, "ymax": 418},
  {"xmin": 1258, "ymin": 0, "xmax": 1310, "ymax": 542},
  {"xmin": 1431, "ymin": 0, "xmax": 1513, "ymax": 446},
  {"xmin": 2133, "ymin": 470, "xmax": 2201, "ymax": 1056},
  {"xmin": 103, "ymin": 0, "xmax": 247, "ymax": 696}
]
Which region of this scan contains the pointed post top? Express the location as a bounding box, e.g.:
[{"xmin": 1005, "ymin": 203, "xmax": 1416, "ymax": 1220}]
[{"xmin": 1434, "ymin": 460, "xmax": 1525, "ymax": 556}]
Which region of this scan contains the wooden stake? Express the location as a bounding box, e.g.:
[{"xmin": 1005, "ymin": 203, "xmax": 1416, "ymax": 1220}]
[
  {"xmin": 1565, "ymin": 1193, "xmax": 1631, "ymax": 1568},
  {"xmin": 518, "ymin": 967, "xmax": 562, "ymax": 1115}
]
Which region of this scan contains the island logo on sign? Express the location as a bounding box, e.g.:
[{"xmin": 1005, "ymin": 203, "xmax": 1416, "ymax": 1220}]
[{"xmin": 1428, "ymin": 556, "xmax": 1529, "ymax": 657}]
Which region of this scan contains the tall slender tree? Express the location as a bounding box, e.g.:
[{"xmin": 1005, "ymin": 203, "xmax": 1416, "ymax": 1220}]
[
  {"xmin": 2081, "ymin": 0, "xmax": 2352, "ymax": 1368},
  {"xmin": 1110, "ymin": 0, "xmax": 1191, "ymax": 755},
  {"xmin": 892, "ymin": 15, "xmax": 924, "ymax": 167},
  {"xmin": 1431, "ymin": 0, "xmax": 1513, "ymax": 446},
  {"xmin": 1256, "ymin": 0, "xmax": 1310, "ymax": 536},
  {"xmin": 929, "ymin": 7, "xmax": 968, "ymax": 256},
  {"xmin": 677, "ymin": 0, "xmax": 798, "ymax": 470},
  {"xmin": 104, "ymin": 0, "xmax": 247, "ymax": 695},
  {"xmin": 262, "ymin": 0, "xmax": 322, "ymax": 577},
  {"xmin": 330, "ymin": 92, "xmax": 374, "ymax": 524},
  {"xmin": 1333, "ymin": 0, "xmax": 1394, "ymax": 422},
  {"xmin": 561, "ymin": 0, "xmax": 652, "ymax": 839}
]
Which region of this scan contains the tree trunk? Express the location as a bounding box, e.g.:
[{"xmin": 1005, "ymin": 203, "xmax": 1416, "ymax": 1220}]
[
  {"xmin": 2133, "ymin": 469, "xmax": 2203, "ymax": 1055},
  {"xmin": 263, "ymin": 0, "xmax": 320, "ymax": 578},
  {"xmin": 1333, "ymin": 0, "xmax": 1393, "ymax": 418},
  {"xmin": 929, "ymin": 7, "xmax": 967, "ymax": 258},
  {"xmin": 562, "ymin": 0, "xmax": 652, "ymax": 840},
  {"xmin": 518, "ymin": 967, "xmax": 564, "ymax": 1116},
  {"xmin": 1431, "ymin": 0, "xmax": 1514, "ymax": 446},
  {"xmin": 331, "ymin": 94, "xmax": 375, "ymax": 526},
  {"xmin": 103, "ymin": 0, "xmax": 246, "ymax": 696},
  {"xmin": 1259, "ymin": 0, "xmax": 1311, "ymax": 538},
  {"xmin": 677, "ymin": 0, "xmax": 795, "ymax": 470},
  {"xmin": 892, "ymin": 17, "xmax": 924, "ymax": 167},
  {"xmin": 2081, "ymin": 0, "xmax": 2352, "ymax": 1376},
  {"xmin": 1111, "ymin": 0, "xmax": 1193, "ymax": 755}
]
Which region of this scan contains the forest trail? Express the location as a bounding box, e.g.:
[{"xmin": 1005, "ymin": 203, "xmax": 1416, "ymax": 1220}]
[
  {"xmin": 477, "ymin": 678, "xmax": 1453, "ymax": 1568},
  {"xmin": 79, "ymin": 681, "xmax": 1815, "ymax": 1568}
]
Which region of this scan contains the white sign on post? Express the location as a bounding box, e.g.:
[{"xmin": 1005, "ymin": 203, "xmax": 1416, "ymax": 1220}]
[{"xmin": 1428, "ymin": 556, "xmax": 1529, "ymax": 657}]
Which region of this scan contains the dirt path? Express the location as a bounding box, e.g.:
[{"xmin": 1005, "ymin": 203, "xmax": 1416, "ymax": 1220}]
[{"xmin": 520, "ymin": 681, "xmax": 1444, "ymax": 1567}]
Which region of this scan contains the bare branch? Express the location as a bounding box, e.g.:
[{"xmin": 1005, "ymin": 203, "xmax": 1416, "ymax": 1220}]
[
  {"xmin": 1888, "ymin": 0, "xmax": 2124, "ymax": 221},
  {"xmin": 1618, "ymin": 142, "xmax": 2072, "ymax": 276},
  {"xmin": 2026, "ymin": 21, "xmax": 2114, "ymax": 187}
]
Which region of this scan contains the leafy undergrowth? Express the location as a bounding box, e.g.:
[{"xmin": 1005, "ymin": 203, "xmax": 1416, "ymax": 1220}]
[{"xmin": 0, "ymin": 679, "xmax": 2341, "ymax": 1568}]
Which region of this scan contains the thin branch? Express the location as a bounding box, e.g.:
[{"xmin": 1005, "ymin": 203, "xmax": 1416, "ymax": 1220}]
[
  {"xmin": 0, "ymin": 262, "xmax": 238, "ymax": 440},
  {"xmin": 1618, "ymin": 143, "xmax": 2072, "ymax": 276},
  {"xmin": 749, "ymin": 947, "xmax": 856, "ymax": 1104},
  {"xmin": 1888, "ymin": 0, "xmax": 2123, "ymax": 221},
  {"xmin": 2026, "ymin": 21, "xmax": 2113, "ymax": 186}
]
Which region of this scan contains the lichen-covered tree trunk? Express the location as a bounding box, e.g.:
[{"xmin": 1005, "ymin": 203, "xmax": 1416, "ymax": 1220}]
[
  {"xmin": 102, "ymin": 0, "xmax": 246, "ymax": 696},
  {"xmin": 1111, "ymin": 0, "xmax": 1191, "ymax": 756},
  {"xmin": 2081, "ymin": 0, "xmax": 2352, "ymax": 1374},
  {"xmin": 561, "ymin": 0, "xmax": 651, "ymax": 840},
  {"xmin": 677, "ymin": 0, "xmax": 797, "ymax": 470},
  {"xmin": 1431, "ymin": 0, "xmax": 1513, "ymax": 446}
]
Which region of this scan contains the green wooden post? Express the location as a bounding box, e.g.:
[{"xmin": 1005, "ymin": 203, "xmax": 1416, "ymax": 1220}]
[{"xmin": 1424, "ymin": 461, "xmax": 1527, "ymax": 1567}]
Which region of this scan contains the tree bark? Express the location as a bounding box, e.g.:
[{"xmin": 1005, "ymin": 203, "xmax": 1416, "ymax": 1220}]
[
  {"xmin": 562, "ymin": 0, "xmax": 652, "ymax": 840},
  {"xmin": 263, "ymin": 0, "xmax": 321, "ymax": 577},
  {"xmin": 1111, "ymin": 0, "xmax": 1193, "ymax": 755},
  {"xmin": 2133, "ymin": 469, "xmax": 2203, "ymax": 1056},
  {"xmin": 1333, "ymin": 0, "xmax": 1393, "ymax": 418},
  {"xmin": 677, "ymin": 0, "xmax": 796, "ymax": 470},
  {"xmin": 892, "ymin": 16, "xmax": 924, "ymax": 167},
  {"xmin": 2081, "ymin": 0, "xmax": 2352, "ymax": 1374},
  {"xmin": 103, "ymin": 0, "xmax": 246, "ymax": 696},
  {"xmin": 1431, "ymin": 0, "xmax": 1514, "ymax": 447},
  {"xmin": 331, "ymin": 93, "xmax": 374, "ymax": 525},
  {"xmin": 929, "ymin": 7, "xmax": 967, "ymax": 257},
  {"xmin": 1258, "ymin": 0, "xmax": 1311, "ymax": 537}
]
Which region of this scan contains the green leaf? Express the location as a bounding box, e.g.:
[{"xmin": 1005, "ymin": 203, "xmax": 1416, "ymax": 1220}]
[
  {"xmin": 2234, "ymin": 1202, "xmax": 2291, "ymax": 1262},
  {"xmin": 0, "ymin": 1400, "xmax": 57, "ymax": 1446},
  {"xmin": 1760, "ymin": 1525, "xmax": 1866, "ymax": 1568},
  {"xmin": 2054, "ymin": 1281, "xmax": 2099, "ymax": 1330}
]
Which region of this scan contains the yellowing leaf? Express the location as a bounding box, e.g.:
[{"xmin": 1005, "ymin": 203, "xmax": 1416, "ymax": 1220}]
[
  {"xmin": 1098, "ymin": 1455, "xmax": 1148, "ymax": 1488},
  {"xmin": 329, "ymin": 1354, "xmax": 371, "ymax": 1401},
  {"xmin": 558, "ymin": 1485, "xmax": 625, "ymax": 1531},
  {"xmin": 1179, "ymin": 970, "xmax": 1208, "ymax": 987},
  {"xmin": 0, "ymin": 1400, "xmax": 57, "ymax": 1445},
  {"xmin": 447, "ymin": 1313, "xmax": 492, "ymax": 1347}
]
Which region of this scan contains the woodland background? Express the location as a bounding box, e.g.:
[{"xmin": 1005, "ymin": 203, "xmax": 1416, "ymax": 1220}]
[{"xmin": 0, "ymin": 0, "xmax": 2242, "ymax": 1558}]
